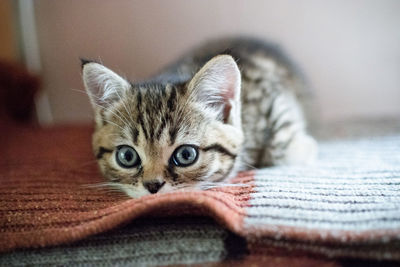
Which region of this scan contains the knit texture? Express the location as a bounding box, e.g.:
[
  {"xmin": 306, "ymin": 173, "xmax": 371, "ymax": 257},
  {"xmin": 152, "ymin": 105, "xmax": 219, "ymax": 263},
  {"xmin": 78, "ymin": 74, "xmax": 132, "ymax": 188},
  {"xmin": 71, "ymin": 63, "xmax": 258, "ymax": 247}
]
[
  {"xmin": 0, "ymin": 217, "xmax": 238, "ymax": 266},
  {"xmin": 1, "ymin": 124, "xmax": 400, "ymax": 264},
  {"xmin": 0, "ymin": 217, "xmax": 339, "ymax": 267}
]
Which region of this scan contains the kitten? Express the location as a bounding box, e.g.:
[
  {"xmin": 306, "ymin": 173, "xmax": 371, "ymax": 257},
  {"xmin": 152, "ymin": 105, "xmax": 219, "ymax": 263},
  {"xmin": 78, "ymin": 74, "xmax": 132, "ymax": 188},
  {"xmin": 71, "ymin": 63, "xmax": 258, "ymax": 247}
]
[{"xmin": 81, "ymin": 37, "xmax": 317, "ymax": 198}]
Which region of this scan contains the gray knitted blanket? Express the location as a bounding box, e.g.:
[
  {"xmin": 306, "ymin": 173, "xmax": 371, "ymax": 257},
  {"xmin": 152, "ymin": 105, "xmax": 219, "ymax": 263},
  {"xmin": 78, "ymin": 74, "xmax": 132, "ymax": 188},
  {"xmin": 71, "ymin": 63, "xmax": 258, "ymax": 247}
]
[{"xmin": 245, "ymin": 135, "xmax": 400, "ymax": 261}]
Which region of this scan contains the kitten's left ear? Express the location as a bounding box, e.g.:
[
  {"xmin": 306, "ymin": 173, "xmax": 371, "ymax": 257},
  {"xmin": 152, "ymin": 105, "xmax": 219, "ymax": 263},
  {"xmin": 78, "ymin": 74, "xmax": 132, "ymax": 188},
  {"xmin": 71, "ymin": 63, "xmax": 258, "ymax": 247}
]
[
  {"xmin": 81, "ymin": 60, "xmax": 131, "ymax": 110},
  {"xmin": 188, "ymin": 55, "xmax": 241, "ymax": 126}
]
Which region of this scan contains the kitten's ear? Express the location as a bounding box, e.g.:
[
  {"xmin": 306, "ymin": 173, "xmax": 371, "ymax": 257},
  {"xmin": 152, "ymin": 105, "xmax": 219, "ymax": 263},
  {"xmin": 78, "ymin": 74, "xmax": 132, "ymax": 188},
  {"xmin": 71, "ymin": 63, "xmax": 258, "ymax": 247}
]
[
  {"xmin": 188, "ymin": 55, "xmax": 241, "ymax": 126},
  {"xmin": 81, "ymin": 60, "xmax": 130, "ymax": 110}
]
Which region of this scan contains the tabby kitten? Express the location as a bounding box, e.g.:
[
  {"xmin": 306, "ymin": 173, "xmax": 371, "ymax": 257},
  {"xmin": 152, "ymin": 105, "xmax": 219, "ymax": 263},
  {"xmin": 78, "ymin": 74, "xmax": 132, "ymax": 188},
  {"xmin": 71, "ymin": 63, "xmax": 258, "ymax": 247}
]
[{"xmin": 82, "ymin": 38, "xmax": 317, "ymax": 198}]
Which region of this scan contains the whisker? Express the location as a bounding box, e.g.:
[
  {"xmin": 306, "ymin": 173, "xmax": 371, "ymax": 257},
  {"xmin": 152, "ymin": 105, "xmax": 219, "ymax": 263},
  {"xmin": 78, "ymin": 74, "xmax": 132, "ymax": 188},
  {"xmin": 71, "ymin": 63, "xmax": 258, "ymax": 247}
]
[
  {"xmin": 113, "ymin": 87, "xmax": 133, "ymax": 125},
  {"xmin": 92, "ymin": 101, "xmax": 131, "ymax": 127},
  {"xmin": 101, "ymin": 118, "xmax": 125, "ymax": 132},
  {"xmin": 198, "ymin": 182, "xmax": 250, "ymax": 190},
  {"xmin": 82, "ymin": 182, "xmax": 127, "ymax": 195},
  {"xmin": 70, "ymin": 88, "xmax": 88, "ymax": 95},
  {"xmin": 70, "ymin": 87, "xmax": 132, "ymax": 127},
  {"xmin": 241, "ymin": 162, "xmax": 258, "ymax": 170}
]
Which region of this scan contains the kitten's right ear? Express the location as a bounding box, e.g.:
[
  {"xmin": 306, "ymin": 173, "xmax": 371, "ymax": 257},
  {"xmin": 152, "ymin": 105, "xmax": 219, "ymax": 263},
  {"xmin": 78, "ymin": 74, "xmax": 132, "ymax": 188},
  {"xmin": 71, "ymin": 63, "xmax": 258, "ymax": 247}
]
[{"xmin": 81, "ymin": 60, "xmax": 131, "ymax": 110}]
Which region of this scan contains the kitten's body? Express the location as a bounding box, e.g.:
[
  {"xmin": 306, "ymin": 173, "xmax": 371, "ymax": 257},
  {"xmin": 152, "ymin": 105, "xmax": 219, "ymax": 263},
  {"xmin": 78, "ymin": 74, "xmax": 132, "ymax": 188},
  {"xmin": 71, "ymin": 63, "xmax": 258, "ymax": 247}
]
[
  {"xmin": 82, "ymin": 37, "xmax": 317, "ymax": 198},
  {"xmin": 152, "ymin": 38, "xmax": 316, "ymax": 168}
]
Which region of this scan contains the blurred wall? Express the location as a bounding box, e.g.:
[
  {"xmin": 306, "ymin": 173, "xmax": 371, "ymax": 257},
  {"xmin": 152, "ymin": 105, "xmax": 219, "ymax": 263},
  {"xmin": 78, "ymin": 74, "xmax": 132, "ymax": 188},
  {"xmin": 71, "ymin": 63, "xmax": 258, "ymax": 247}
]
[
  {"xmin": 34, "ymin": 0, "xmax": 400, "ymax": 124},
  {"xmin": 0, "ymin": 0, "xmax": 18, "ymax": 62}
]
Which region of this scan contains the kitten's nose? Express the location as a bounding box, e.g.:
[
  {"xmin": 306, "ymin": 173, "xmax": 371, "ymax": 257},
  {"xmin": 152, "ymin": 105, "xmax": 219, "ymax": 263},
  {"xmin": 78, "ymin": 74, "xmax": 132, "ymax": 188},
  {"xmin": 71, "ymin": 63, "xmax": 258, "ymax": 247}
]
[{"xmin": 143, "ymin": 181, "xmax": 165, "ymax": 194}]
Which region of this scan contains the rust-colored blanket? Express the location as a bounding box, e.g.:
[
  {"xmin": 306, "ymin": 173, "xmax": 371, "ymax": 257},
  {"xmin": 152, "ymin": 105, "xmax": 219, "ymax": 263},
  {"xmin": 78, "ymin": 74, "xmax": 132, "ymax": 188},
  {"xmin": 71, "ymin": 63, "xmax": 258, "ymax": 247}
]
[{"xmin": 1, "ymin": 125, "xmax": 399, "ymax": 262}]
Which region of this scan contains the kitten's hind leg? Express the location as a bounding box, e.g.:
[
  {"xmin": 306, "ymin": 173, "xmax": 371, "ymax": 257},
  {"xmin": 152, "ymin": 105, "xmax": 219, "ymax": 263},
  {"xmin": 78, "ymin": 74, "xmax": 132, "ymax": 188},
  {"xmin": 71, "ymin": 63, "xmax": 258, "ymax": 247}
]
[
  {"xmin": 261, "ymin": 94, "xmax": 318, "ymax": 166},
  {"xmin": 276, "ymin": 132, "xmax": 318, "ymax": 165},
  {"xmin": 263, "ymin": 129, "xmax": 318, "ymax": 166}
]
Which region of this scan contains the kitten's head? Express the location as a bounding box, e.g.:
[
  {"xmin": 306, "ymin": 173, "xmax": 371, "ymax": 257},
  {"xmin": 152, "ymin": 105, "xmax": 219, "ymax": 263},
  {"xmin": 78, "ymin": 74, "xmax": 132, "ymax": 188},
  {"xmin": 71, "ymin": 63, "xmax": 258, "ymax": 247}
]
[{"xmin": 82, "ymin": 55, "xmax": 243, "ymax": 198}]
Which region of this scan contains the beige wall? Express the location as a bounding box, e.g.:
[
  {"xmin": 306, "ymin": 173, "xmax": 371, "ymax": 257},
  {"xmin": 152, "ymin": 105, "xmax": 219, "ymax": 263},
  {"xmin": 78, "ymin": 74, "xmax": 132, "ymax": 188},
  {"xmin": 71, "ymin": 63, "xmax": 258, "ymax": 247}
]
[{"xmin": 34, "ymin": 0, "xmax": 400, "ymax": 124}]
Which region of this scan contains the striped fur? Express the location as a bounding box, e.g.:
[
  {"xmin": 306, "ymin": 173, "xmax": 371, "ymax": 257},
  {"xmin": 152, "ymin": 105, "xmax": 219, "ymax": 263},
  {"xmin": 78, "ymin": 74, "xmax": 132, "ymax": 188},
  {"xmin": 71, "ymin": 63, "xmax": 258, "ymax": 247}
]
[{"xmin": 82, "ymin": 37, "xmax": 317, "ymax": 198}]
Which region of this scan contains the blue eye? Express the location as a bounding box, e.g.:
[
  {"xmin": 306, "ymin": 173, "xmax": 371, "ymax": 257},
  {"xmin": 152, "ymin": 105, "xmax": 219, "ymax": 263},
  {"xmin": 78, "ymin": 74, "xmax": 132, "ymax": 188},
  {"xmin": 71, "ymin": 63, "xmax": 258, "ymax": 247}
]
[
  {"xmin": 172, "ymin": 145, "xmax": 199, "ymax": 167},
  {"xmin": 116, "ymin": 145, "xmax": 140, "ymax": 168}
]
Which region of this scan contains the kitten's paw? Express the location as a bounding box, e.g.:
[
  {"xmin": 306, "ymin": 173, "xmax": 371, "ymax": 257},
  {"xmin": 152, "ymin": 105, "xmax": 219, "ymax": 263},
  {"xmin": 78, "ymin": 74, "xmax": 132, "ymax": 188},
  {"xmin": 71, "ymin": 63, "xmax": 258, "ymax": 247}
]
[{"xmin": 284, "ymin": 133, "xmax": 318, "ymax": 165}]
